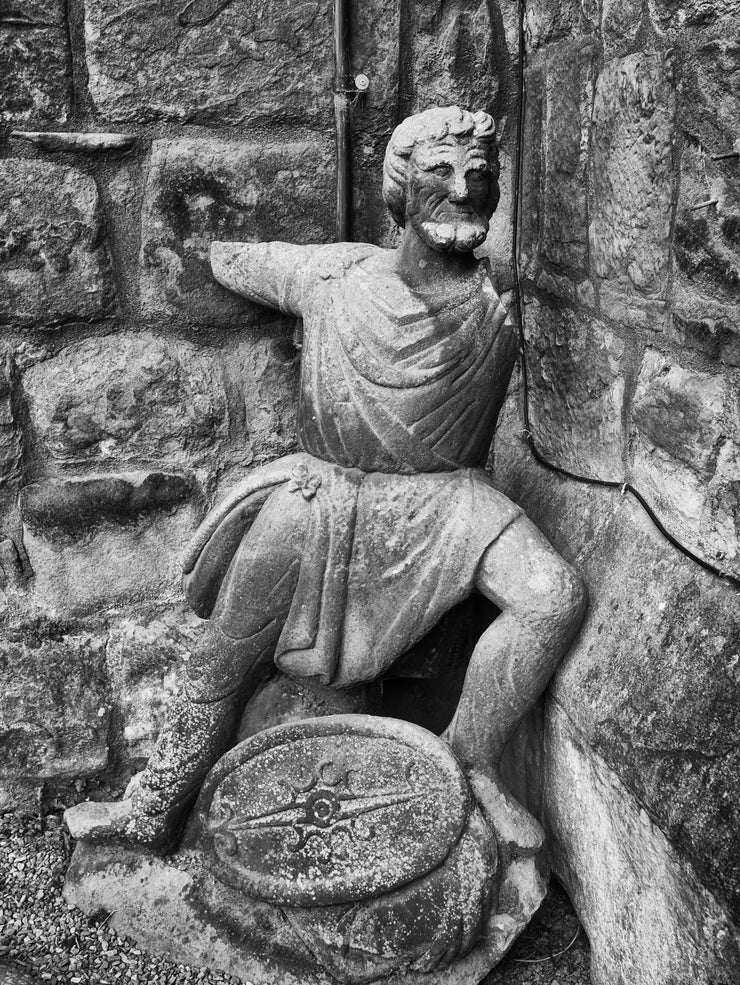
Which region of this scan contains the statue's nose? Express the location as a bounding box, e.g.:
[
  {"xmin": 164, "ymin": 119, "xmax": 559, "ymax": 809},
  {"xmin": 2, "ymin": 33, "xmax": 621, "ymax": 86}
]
[{"xmin": 448, "ymin": 174, "xmax": 469, "ymax": 204}]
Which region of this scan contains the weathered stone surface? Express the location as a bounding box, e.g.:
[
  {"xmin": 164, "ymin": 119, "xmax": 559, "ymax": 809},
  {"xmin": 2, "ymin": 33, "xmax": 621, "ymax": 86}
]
[
  {"xmin": 11, "ymin": 131, "xmax": 137, "ymax": 153},
  {"xmin": 671, "ymin": 284, "xmax": 740, "ymax": 369},
  {"xmin": 657, "ymin": 0, "xmax": 740, "ymax": 146},
  {"xmin": 589, "ymin": 53, "xmax": 677, "ymax": 328},
  {"xmin": 0, "ymin": 1, "xmax": 70, "ymax": 126},
  {"xmin": 23, "ymin": 506, "xmax": 199, "ymax": 615},
  {"xmin": 0, "ymin": 161, "xmax": 113, "ymax": 327},
  {"xmin": 0, "ymin": 357, "xmax": 21, "ymax": 488},
  {"xmin": 540, "ymin": 42, "xmax": 594, "ymax": 273},
  {"xmin": 0, "ymin": 630, "xmax": 110, "ymax": 801},
  {"xmin": 601, "ymin": 0, "xmax": 644, "ymax": 57},
  {"xmin": 19, "ymin": 472, "xmax": 195, "ymax": 539},
  {"xmin": 673, "ymin": 140, "xmax": 740, "ymax": 359},
  {"xmin": 228, "ymin": 336, "xmax": 299, "ymax": 466},
  {"xmin": 404, "ymin": 0, "xmax": 499, "ymax": 114},
  {"xmin": 22, "ymin": 335, "xmax": 228, "ymax": 468},
  {"xmin": 84, "ymin": 0, "xmax": 333, "ymax": 126},
  {"xmin": 524, "ymin": 0, "xmax": 598, "ymax": 49},
  {"xmin": 523, "ymin": 301, "xmax": 626, "ymax": 479},
  {"xmin": 510, "ymin": 703, "xmax": 740, "ymax": 985},
  {"xmin": 346, "ymin": 0, "xmax": 401, "ymax": 246},
  {"xmin": 106, "ymin": 608, "xmax": 203, "ymax": 762},
  {"xmin": 495, "ymin": 421, "xmax": 740, "ymax": 926},
  {"xmin": 630, "ymin": 350, "xmax": 740, "ymax": 578},
  {"xmin": 139, "ymin": 138, "xmax": 333, "ymax": 327}
]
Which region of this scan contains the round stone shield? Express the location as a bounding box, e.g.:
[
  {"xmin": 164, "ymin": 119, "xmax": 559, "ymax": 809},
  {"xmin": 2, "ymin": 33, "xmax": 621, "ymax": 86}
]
[{"xmin": 195, "ymin": 714, "xmax": 472, "ymax": 907}]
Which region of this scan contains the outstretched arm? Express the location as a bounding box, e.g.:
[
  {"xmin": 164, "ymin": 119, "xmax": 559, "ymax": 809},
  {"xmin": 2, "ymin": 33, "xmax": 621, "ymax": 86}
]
[{"xmin": 211, "ymin": 241, "xmax": 318, "ymax": 317}]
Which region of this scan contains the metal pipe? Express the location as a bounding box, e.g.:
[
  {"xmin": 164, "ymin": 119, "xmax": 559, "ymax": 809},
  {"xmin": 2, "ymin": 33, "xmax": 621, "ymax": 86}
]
[{"xmin": 334, "ymin": 0, "xmax": 352, "ymax": 241}]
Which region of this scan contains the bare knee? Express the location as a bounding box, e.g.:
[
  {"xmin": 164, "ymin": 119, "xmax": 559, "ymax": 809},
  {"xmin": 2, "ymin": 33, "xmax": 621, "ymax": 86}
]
[{"xmin": 477, "ymin": 517, "xmax": 588, "ymax": 635}]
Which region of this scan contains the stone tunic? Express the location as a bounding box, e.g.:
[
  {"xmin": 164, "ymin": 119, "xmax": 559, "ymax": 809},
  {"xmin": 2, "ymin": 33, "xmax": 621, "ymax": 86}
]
[{"xmin": 182, "ymin": 242, "xmax": 520, "ymax": 687}]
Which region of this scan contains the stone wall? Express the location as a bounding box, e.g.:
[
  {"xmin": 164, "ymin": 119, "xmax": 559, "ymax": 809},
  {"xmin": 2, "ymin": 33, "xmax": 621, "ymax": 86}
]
[
  {"xmin": 518, "ymin": 0, "xmax": 740, "ymax": 578},
  {"xmin": 3, "ymin": 2, "xmax": 739, "ymax": 982},
  {"xmin": 0, "ymin": 0, "xmax": 518, "ymax": 807},
  {"xmin": 495, "ymin": 0, "xmax": 740, "ymax": 981}
]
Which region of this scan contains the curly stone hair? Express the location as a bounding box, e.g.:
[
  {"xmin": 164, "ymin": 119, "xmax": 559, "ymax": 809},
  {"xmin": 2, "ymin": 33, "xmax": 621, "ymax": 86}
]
[{"xmin": 382, "ymin": 106, "xmax": 500, "ymax": 228}]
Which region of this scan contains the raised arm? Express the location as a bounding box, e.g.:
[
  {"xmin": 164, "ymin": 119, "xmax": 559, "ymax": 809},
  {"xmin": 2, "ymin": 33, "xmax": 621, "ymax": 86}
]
[{"xmin": 211, "ymin": 241, "xmax": 318, "ymax": 317}]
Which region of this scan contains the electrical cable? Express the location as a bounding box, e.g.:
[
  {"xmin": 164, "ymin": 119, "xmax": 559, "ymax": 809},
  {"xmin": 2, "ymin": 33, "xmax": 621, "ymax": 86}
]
[{"xmin": 511, "ymin": 0, "xmax": 740, "ymax": 590}]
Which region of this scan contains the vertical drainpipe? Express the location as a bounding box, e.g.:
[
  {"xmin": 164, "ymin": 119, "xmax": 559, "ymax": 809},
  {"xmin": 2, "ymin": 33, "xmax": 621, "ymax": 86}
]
[{"xmin": 333, "ymin": 0, "xmax": 352, "ymax": 242}]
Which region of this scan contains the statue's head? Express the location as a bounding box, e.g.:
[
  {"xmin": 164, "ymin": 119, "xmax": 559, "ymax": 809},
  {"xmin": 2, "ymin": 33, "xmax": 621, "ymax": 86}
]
[{"xmin": 383, "ymin": 106, "xmax": 499, "ymax": 254}]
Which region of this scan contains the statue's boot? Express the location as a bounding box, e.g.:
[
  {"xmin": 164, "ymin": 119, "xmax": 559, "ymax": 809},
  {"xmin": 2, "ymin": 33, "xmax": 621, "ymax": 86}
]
[
  {"xmin": 65, "ymin": 622, "xmax": 274, "ymax": 852},
  {"xmin": 65, "ymin": 685, "xmax": 246, "ymax": 853}
]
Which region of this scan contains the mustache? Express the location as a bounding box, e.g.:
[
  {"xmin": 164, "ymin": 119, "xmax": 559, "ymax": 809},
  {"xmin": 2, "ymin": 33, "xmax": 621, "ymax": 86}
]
[{"xmin": 419, "ymin": 218, "xmax": 489, "ymax": 252}]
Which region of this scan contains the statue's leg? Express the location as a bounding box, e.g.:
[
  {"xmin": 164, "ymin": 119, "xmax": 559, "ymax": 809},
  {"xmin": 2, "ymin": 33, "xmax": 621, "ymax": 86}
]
[
  {"xmin": 444, "ymin": 514, "xmax": 587, "ymax": 847},
  {"xmin": 66, "ymin": 486, "xmax": 310, "ymax": 851},
  {"xmin": 124, "ymin": 621, "xmax": 281, "ymax": 849}
]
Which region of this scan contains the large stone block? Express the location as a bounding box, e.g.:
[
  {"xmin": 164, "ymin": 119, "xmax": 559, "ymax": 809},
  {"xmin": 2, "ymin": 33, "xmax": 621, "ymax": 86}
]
[
  {"xmin": 648, "ymin": 0, "xmax": 740, "ymax": 146},
  {"xmin": 22, "ymin": 504, "xmax": 200, "ymax": 615},
  {"xmin": 495, "ymin": 422, "xmax": 740, "ymax": 928},
  {"xmin": 105, "ymin": 607, "xmax": 204, "ymax": 762},
  {"xmin": 589, "ymin": 52, "xmax": 677, "ymax": 329},
  {"xmin": 0, "ymin": 160, "xmax": 114, "ymax": 327},
  {"xmin": 540, "ymin": 42, "xmax": 594, "ymax": 273},
  {"xmin": 22, "ymin": 334, "xmax": 228, "ymax": 468},
  {"xmin": 528, "ymin": 705, "xmax": 739, "ymax": 985},
  {"xmin": 0, "ymin": 629, "xmax": 110, "ymax": 802},
  {"xmin": 139, "ymin": 139, "xmax": 333, "ymax": 327},
  {"xmin": 523, "ymin": 301, "xmax": 626, "ymax": 479},
  {"xmin": 84, "ymin": 0, "xmax": 333, "ymax": 126},
  {"xmin": 404, "ymin": 0, "xmax": 499, "ymax": 114},
  {"xmin": 630, "ymin": 349, "xmax": 740, "ymax": 578},
  {"xmin": 0, "ymin": 1, "xmax": 71, "ymax": 126}
]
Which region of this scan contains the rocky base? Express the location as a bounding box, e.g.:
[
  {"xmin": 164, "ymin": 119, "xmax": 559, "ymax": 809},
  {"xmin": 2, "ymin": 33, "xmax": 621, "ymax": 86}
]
[{"xmin": 63, "ymin": 831, "xmax": 546, "ymax": 985}]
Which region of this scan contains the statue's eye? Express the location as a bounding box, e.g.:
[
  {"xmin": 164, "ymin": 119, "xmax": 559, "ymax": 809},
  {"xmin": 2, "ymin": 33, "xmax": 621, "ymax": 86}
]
[{"xmin": 430, "ymin": 163, "xmax": 452, "ymax": 177}]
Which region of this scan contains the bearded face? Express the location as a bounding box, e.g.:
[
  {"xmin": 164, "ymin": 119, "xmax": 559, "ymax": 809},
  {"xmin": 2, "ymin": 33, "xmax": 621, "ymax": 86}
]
[{"xmin": 404, "ymin": 138, "xmax": 497, "ymax": 254}]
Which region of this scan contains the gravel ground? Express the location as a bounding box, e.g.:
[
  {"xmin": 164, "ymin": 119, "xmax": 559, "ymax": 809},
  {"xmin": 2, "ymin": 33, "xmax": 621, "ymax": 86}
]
[{"xmin": 0, "ymin": 811, "xmax": 591, "ymax": 985}]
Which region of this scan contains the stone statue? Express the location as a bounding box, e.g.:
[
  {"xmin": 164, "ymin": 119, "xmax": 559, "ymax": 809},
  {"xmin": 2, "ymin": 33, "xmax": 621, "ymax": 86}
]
[{"xmin": 64, "ymin": 106, "xmax": 587, "ymax": 985}]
